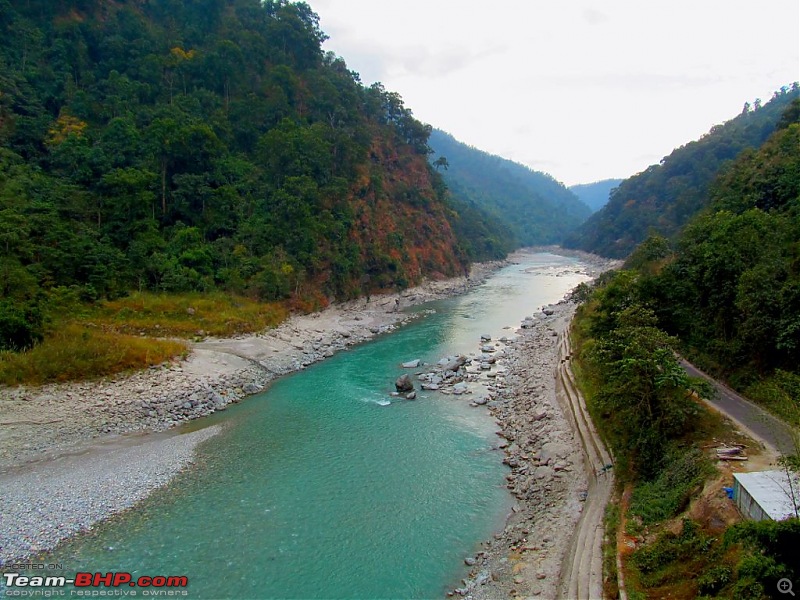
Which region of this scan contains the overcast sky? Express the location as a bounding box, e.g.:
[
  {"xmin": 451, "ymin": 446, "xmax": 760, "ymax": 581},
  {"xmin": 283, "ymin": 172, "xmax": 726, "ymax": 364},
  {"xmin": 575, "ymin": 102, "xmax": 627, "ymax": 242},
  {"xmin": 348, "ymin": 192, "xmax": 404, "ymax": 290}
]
[{"xmin": 311, "ymin": 0, "xmax": 799, "ymax": 186}]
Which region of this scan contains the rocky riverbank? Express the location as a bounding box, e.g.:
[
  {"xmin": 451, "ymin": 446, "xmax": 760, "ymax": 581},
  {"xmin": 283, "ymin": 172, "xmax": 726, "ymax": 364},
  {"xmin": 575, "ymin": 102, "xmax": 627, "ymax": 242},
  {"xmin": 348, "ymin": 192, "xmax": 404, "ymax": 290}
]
[
  {"xmin": 0, "ymin": 248, "xmax": 619, "ymax": 569},
  {"xmin": 0, "ymin": 260, "xmax": 505, "ymax": 564},
  {"xmin": 445, "ymin": 250, "xmax": 621, "ymax": 599},
  {"xmin": 442, "ymin": 299, "xmax": 585, "ymax": 599}
]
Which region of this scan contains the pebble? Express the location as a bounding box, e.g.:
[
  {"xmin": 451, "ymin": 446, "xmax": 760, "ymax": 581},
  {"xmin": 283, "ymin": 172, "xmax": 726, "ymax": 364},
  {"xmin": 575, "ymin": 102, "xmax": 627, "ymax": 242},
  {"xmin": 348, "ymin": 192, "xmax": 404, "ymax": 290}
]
[
  {"xmin": 0, "ymin": 259, "xmax": 519, "ymax": 564},
  {"xmin": 0, "ymin": 426, "xmax": 220, "ymax": 564}
]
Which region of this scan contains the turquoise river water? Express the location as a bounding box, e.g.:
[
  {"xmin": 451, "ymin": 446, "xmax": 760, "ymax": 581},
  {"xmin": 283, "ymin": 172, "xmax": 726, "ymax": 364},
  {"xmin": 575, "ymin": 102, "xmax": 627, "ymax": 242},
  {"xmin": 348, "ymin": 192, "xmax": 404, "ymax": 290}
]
[{"xmin": 35, "ymin": 252, "xmax": 590, "ymax": 599}]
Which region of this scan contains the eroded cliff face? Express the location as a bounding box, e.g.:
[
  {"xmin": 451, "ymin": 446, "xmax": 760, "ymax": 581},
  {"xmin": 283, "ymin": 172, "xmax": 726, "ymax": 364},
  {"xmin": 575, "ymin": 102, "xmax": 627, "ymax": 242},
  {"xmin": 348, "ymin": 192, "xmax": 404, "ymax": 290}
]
[{"xmin": 344, "ymin": 132, "xmax": 467, "ymax": 293}]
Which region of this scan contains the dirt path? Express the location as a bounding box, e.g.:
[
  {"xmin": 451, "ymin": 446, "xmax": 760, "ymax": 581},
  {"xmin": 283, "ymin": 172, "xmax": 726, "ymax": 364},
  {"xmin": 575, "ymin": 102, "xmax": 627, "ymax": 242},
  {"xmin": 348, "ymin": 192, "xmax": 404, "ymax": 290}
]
[{"xmin": 555, "ymin": 328, "xmax": 615, "ymax": 599}]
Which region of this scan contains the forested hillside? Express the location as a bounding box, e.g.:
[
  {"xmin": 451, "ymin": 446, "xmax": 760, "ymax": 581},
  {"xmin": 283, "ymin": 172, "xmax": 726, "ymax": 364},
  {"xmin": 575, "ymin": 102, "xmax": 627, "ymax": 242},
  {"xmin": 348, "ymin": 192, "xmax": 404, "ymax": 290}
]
[
  {"xmin": 635, "ymin": 98, "xmax": 800, "ymax": 403},
  {"xmin": 572, "ymin": 99, "xmax": 800, "ymax": 598},
  {"xmin": 428, "ymin": 129, "xmax": 591, "ymax": 247},
  {"xmin": 564, "ymin": 87, "xmax": 799, "ymax": 258},
  {"xmin": 0, "ymin": 0, "xmax": 488, "ymax": 351},
  {"xmin": 568, "ymin": 179, "xmax": 622, "ymax": 213}
]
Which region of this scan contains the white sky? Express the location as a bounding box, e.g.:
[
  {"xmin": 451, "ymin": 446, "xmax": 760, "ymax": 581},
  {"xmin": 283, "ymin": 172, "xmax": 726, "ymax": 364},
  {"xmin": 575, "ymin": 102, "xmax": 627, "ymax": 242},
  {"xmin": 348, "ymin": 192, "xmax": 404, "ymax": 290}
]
[{"xmin": 311, "ymin": 0, "xmax": 799, "ymax": 186}]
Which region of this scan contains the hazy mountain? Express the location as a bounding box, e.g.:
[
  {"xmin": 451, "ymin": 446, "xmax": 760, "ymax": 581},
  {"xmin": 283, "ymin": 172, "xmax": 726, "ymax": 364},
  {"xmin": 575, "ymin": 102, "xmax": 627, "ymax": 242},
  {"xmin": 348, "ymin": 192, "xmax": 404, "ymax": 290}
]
[
  {"xmin": 429, "ymin": 130, "xmax": 591, "ymax": 247},
  {"xmin": 569, "ymin": 179, "xmax": 623, "ymax": 213},
  {"xmin": 563, "ymin": 87, "xmax": 799, "ymax": 258}
]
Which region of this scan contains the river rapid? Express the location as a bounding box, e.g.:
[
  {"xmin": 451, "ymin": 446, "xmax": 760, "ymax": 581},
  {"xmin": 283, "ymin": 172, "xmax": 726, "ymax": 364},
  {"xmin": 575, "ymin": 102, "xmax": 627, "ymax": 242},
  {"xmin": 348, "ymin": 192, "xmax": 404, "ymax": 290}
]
[{"xmin": 29, "ymin": 252, "xmax": 591, "ymax": 599}]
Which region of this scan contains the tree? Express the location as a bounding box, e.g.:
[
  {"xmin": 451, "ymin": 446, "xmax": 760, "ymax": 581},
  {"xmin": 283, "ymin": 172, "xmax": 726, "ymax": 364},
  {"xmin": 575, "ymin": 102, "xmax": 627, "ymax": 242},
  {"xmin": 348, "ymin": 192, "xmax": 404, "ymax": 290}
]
[{"xmin": 433, "ymin": 156, "xmax": 449, "ymax": 171}]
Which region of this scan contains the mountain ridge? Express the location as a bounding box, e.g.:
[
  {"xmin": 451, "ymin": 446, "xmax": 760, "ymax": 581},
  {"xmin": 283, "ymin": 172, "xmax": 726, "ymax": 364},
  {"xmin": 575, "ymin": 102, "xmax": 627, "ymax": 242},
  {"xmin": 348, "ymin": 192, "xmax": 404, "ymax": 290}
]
[
  {"xmin": 563, "ymin": 86, "xmax": 799, "ymax": 258},
  {"xmin": 429, "ymin": 129, "xmax": 591, "ymax": 248}
]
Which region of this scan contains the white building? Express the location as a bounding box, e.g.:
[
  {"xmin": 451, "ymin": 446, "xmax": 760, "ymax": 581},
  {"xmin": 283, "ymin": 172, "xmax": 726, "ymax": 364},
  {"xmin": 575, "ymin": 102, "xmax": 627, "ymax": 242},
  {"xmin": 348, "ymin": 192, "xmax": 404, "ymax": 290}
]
[{"xmin": 732, "ymin": 470, "xmax": 800, "ymax": 521}]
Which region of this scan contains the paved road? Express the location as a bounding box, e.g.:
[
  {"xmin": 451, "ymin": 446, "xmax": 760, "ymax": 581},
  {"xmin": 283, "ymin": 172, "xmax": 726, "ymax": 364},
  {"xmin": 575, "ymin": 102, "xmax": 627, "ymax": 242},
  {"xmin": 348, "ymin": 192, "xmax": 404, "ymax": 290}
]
[{"xmin": 681, "ymin": 359, "xmax": 797, "ymax": 455}]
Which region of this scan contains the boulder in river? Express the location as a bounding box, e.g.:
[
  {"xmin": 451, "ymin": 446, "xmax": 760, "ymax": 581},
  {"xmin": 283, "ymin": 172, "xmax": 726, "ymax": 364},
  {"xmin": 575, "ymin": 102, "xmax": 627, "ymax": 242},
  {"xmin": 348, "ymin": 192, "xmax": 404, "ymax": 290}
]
[
  {"xmin": 442, "ymin": 355, "xmax": 468, "ymax": 372},
  {"xmin": 395, "ymin": 374, "xmax": 414, "ymax": 392},
  {"xmin": 402, "ymin": 359, "xmax": 421, "ymax": 368},
  {"xmin": 405, "ymin": 391, "xmax": 417, "ymax": 400}
]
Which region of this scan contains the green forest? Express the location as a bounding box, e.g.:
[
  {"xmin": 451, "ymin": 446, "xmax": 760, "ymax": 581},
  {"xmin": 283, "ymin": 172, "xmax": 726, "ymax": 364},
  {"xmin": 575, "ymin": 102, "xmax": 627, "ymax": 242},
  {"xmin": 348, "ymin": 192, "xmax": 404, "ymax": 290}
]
[
  {"xmin": 429, "ymin": 128, "xmax": 591, "ymax": 249},
  {"xmin": 572, "ymin": 98, "xmax": 800, "ymax": 598},
  {"xmin": 0, "ymin": 0, "xmax": 541, "ymax": 357},
  {"xmin": 565, "ymin": 88, "xmax": 799, "ymax": 258}
]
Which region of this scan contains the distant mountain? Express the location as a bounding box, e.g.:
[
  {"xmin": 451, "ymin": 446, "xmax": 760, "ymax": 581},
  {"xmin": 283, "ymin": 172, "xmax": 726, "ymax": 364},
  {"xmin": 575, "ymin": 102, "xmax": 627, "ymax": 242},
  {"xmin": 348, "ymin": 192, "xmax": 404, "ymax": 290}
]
[
  {"xmin": 569, "ymin": 179, "xmax": 623, "ymax": 213},
  {"xmin": 429, "ymin": 130, "xmax": 591, "ymax": 247},
  {"xmin": 563, "ymin": 86, "xmax": 799, "ymax": 258}
]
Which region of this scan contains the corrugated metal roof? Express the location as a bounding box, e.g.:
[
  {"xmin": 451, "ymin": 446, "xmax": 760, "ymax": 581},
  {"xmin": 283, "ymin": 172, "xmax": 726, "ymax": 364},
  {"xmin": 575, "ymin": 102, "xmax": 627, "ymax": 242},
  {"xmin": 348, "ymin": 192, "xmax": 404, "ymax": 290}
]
[{"xmin": 733, "ymin": 470, "xmax": 800, "ymax": 521}]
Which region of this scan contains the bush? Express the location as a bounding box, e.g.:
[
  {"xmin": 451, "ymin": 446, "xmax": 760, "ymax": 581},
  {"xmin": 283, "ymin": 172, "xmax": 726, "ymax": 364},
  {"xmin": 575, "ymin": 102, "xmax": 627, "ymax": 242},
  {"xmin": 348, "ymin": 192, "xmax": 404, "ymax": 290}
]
[
  {"xmin": 697, "ymin": 565, "xmax": 733, "ymax": 595},
  {"xmin": 725, "ymin": 518, "xmax": 800, "ymax": 594},
  {"xmin": 629, "ymin": 448, "xmax": 712, "ymax": 525},
  {"xmin": 0, "ymin": 300, "xmax": 43, "ymax": 351}
]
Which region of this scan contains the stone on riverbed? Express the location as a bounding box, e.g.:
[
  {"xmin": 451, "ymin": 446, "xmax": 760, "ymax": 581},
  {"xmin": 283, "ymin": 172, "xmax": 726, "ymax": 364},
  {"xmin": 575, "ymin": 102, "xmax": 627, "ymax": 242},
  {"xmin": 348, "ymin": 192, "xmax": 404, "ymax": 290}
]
[
  {"xmin": 452, "ymin": 382, "xmax": 468, "ymax": 395},
  {"xmin": 402, "ymin": 359, "xmax": 421, "ymax": 368},
  {"xmin": 441, "ymin": 355, "xmax": 468, "ymax": 372},
  {"xmin": 242, "ymin": 382, "xmax": 262, "ymax": 395},
  {"xmin": 395, "ymin": 374, "xmax": 414, "ymax": 392}
]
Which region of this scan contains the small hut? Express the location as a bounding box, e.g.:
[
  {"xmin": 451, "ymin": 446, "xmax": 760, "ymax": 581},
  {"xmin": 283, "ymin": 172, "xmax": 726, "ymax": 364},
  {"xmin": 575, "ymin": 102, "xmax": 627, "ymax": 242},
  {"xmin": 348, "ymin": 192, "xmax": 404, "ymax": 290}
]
[{"xmin": 732, "ymin": 470, "xmax": 800, "ymax": 522}]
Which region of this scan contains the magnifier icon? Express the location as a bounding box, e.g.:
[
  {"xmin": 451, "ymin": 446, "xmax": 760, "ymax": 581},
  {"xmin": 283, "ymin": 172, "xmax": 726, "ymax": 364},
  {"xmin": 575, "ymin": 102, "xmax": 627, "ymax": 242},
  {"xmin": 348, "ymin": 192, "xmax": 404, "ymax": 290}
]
[{"xmin": 778, "ymin": 579, "xmax": 796, "ymax": 596}]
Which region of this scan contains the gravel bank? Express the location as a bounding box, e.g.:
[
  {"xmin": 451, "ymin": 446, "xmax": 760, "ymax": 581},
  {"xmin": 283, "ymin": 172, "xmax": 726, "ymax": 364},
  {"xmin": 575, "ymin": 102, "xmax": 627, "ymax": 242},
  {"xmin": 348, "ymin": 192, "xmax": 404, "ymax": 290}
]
[
  {"xmin": 450, "ymin": 300, "xmax": 586, "ymax": 599},
  {"xmin": 0, "ymin": 260, "xmax": 504, "ymax": 472},
  {"xmin": 0, "ymin": 425, "xmax": 219, "ymax": 564},
  {"xmin": 450, "ymin": 251, "xmax": 619, "ymax": 599},
  {"xmin": 0, "ymin": 261, "xmax": 505, "ymax": 564}
]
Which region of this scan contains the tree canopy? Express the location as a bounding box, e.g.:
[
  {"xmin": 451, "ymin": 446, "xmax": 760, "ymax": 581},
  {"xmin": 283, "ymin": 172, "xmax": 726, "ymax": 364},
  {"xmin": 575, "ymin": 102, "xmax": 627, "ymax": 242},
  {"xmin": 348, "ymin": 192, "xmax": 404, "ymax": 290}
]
[
  {"xmin": 0, "ymin": 0, "xmax": 487, "ymax": 350},
  {"xmin": 564, "ymin": 87, "xmax": 799, "ymax": 258}
]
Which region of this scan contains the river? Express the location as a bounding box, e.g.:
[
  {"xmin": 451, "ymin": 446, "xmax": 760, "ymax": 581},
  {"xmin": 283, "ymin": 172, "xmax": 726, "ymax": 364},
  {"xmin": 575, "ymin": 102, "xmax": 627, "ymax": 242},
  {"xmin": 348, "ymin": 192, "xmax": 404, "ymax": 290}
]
[{"xmin": 35, "ymin": 252, "xmax": 591, "ymax": 599}]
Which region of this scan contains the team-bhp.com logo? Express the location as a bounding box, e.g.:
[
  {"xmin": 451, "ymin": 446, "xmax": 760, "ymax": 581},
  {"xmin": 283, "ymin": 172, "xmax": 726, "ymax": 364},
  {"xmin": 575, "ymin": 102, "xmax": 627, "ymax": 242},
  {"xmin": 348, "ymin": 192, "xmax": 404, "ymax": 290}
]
[{"xmin": 3, "ymin": 572, "xmax": 188, "ymax": 597}]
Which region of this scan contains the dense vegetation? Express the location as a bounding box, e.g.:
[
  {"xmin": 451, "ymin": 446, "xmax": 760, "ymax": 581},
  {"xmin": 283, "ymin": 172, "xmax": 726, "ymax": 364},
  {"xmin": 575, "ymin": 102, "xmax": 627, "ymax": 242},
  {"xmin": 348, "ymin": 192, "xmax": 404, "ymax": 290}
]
[
  {"xmin": 428, "ymin": 129, "xmax": 591, "ymax": 249},
  {"xmin": 633, "ymin": 102, "xmax": 800, "ymax": 422},
  {"xmin": 572, "ymin": 99, "xmax": 800, "ymax": 598},
  {"xmin": 569, "ymin": 178, "xmax": 622, "ymax": 213},
  {"xmin": 564, "ymin": 87, "xmax": 799, "ymax": 258},
  {"xmin": 0, "ymin": 0, "xmax": 515, "ymax": 356}
]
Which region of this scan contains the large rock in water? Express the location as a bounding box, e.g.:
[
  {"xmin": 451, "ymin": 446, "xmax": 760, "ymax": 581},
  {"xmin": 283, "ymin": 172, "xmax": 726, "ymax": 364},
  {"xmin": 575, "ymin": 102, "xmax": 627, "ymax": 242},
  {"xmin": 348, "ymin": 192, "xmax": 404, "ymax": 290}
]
[
  {"xmin": 442, "ymin": 355, "xmax": 468, "ymax": 372},
  {"xmin": 395, "ymin": 374, "xmax": 414, "ymax": 392}
]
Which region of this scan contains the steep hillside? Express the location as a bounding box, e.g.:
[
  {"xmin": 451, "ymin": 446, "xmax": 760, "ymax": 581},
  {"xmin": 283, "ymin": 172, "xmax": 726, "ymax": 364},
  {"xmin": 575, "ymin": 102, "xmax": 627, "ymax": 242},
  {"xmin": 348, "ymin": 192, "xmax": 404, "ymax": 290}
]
[
  {"xmin": 0, "ymin": 0, "xmax": 470, "ymax": 350},
  {"xmin": 564, "ymin": 87, "xmax": 799, "ymax": 258},
  {"xmin": 639, "ymin": 100, "xmax": 800, "ymax": 383},
  {"xmin": 569, "ymin": 179, "xmax": 623, "ymax": 213},
  {"xmin": 429, "ymin": 129, "xmax": 591, "ymax": 246},
  {"xmin": 571, "ymin": 103, "xmax": 800, "ymax": 598}
]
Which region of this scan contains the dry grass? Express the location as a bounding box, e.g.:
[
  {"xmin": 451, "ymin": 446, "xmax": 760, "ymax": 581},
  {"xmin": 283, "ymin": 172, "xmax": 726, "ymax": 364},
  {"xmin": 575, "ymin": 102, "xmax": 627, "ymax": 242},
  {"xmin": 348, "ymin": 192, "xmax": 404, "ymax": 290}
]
[
  {"xmin": 91, "ymin": 292, "xmax": 288, "ymax": 338},
  {"xmin": 0, "ymin": 323, "xmax": 188, "ymax": 386},
  {"xmin": 0, "ymin": 292, "xmax": 289, "ymax": 386}
]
